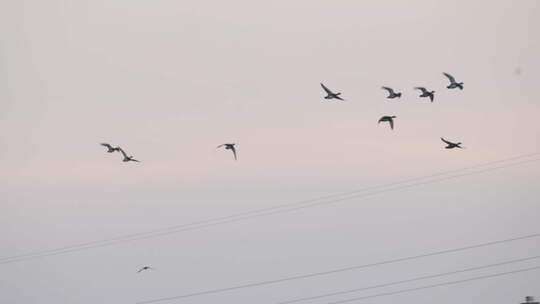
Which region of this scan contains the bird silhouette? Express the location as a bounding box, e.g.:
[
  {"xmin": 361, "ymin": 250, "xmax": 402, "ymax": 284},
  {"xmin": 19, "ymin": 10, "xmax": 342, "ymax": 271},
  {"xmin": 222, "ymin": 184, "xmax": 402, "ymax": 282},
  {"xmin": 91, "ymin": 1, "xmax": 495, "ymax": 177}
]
[
  {"xmin": 100, "ymin": 143, "xmax": 120, "ymax": 153},
  {"xmin": 441, "ymin": 137, "xmax": 463, "ymax": 149},
  {"xmin": 119, "ymin": 148, "xmax": 140, "ymax": 162},
  {"xmin": 137, "ymin": 266, "xmax": 153, "ymax": 273},
  {"xmin": 443, "ymin": 73, "xmax": 464, "ymax": 90},
  {"xmin": 415, "ymin": 87, "xmax": 435, "ymax": 102},
  {"xmin": 378, "ymin": 116, "xmax": 396, "ymax": 130},
  {"xmin": 320, "ymin": 83, "xmax": 344, "ymax": 101},
  {"xmin": 381, "ymin": 87, "xmax": 402, "ymax": 99},
  {"xmin": 217, "ymin": 143, "xmax": 237, "ymax": 160}
]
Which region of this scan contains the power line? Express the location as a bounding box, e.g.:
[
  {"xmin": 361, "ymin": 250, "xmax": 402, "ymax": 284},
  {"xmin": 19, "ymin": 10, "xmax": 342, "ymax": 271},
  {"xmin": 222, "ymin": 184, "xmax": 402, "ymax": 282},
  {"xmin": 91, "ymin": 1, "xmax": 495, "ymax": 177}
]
[
  {"xmin": 277, "ymin": 255, "xmax": 540, "ymax": 304},
  {"xmin": 2, "ymin": 154, "xmax": 539, "ymax": 265},
  {"xmin": 133, "ymin": 233, "xmax": 540, "ymax": 304},
  {"xmin": 324, "ymin": 265, "xmax": 540, "ymax": 304}
]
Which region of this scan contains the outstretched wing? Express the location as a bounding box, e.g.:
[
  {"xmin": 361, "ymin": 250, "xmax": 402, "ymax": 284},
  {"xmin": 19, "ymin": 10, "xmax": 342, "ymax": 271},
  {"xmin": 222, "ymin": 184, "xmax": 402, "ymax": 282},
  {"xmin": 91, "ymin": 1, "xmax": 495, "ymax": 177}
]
[
  {"xmin": 429, "ymin": 93, "xmax": 434, "ymax": 102},
  {"xmin": 389, "ymin": 119, "xmax": 394, "ymax": 130},
  {"xmin": 231, "ymin": 146, "xmax": 237, "ymax": 160},
  {"xmin": 382, "ymin": 86, "xmax": 395, "ymax": 94},
  {"xmin": 334, "ymin": 95, "xmax": 344, "ymax": 101},
  {"xmin": 216, "ymin": 144, "xmax": 225, "ymax": 149},
  {"xmin": 441, "ymin": 137, "xmax": 452, "ymax": 145},
  {"xmin": 118, "ymin": 148, "xmax": 128, "ymax": 158},
  {"xmin": 414, "ymin": 87, "xmax": 427, "ymax": 94},
  {"xmin": 443, "ymin": 72, "xmax": 456, "ymax": 83},
  {"xmin": 320, "ymin": 83, "xmax": 333, "ymax": 95},
  {"xmin": 101, "ymin": 143, "xmax": 112, "ymax": 149}
]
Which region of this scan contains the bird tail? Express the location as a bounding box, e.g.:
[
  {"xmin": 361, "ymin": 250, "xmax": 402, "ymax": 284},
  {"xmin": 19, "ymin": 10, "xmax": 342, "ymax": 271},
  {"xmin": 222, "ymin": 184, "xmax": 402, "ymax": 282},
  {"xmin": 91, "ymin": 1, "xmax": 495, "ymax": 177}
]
[{"xmin": 396, "ymin": 93, "xmax": 401, "ymax": 98}]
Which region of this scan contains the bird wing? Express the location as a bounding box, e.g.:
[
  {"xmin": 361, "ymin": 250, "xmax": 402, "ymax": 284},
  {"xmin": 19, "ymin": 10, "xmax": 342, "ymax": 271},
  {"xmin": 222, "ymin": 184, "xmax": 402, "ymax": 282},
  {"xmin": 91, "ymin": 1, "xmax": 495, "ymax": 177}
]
[
  {"xmin": 320, "ymin": 83, "xmax": 333, "ymax": 95},
  {"xmin": 231, "ymin": 146, "xmax": 237, "ymax": 160},
  {"xmin": 414, "ymin": 87, "xmax": 427, "ymax": 93},
  {"xmin": 443, "ymin": 72, "xmax": 456, "ymax": 83},
  {"xmin": 429, "ymin": 93, "xmax": 434, "ymax": 102},
  {"xmin": 389, "ymin": 119, "xmax": 394, "ymax": 130},
  {"xmin": 334, "ymin": 95, "xmax": 344, "ymax": 101},
  {"xmin": 378, "ymin": 117, "xmax": 384, "ymax": 123},
  {"xmin": 118, "ymin": 148, "xmax": 128, "ymax": 158},
  {"xmin": 101, "ymin": 143, "xmax": 112, "ymax": 149},
  {"xmin": 216, "ymin": 144, "xmax": 225, "ymax": 149},
  {"xmin": 382, "ymin": 86, "xmax": 394, "ymax": 94},
  {"xmin": 441, "ymin": 137, "xmax": 452, "ymax": 145}
]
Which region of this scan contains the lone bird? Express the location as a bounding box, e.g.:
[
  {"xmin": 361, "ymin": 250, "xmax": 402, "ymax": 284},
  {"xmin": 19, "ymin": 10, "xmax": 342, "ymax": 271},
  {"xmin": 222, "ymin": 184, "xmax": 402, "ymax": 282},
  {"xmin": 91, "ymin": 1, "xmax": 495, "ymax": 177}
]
[
  {"xmin": 443, "ymin": 72, "xmax": 463, "ymax": 90},
  {"xmin": 415, "ymin": 87, "xmax": 435, "ymax": 102},
  {"xmin": 137, "ymin": 266, "xmax": 153, "ymax": 273},
  {"xmin": 441, "ymin": 137, "xmax": 463, "ymax": 149},
  {"xmin": 320, "ymin": 83, "xmax": 344, "ymax": 101},
  {"xmin": 378, "ymin": 116, "xmax": 396, "ymax": 130},
  {"xmin": 100, "ymin": 143, "xmax": 120, "ymax": 153},
  {"xmin": 119, "ymin": 148, "xmax": 140, "ymax": 162},
  {"xmin": 381, "ymin": 87, "xmax": 402, "ymax": 99},
  {"xmin": 217, "ymin": 143, "xmax": 237, "ymax": 160}
]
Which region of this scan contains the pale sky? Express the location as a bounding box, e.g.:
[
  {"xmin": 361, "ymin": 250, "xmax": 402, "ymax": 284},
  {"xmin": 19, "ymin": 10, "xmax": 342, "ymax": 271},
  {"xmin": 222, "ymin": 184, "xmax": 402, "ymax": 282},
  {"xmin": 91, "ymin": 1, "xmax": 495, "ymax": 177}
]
[{"xmin": 1, "ymin": 1, "xmax": 539, "ymax": 304}]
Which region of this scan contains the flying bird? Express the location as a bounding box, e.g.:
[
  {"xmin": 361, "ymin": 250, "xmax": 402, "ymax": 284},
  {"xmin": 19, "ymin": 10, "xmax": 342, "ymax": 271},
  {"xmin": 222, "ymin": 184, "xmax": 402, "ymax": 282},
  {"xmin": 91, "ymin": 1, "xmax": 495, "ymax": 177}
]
[
  {"xmin": 137, "ymin": 266, "xmax": 153, "ymax": 273},
  {"xmin": 415, "ymin": 87, "xmax": 435, "ymax": 102},
  {"xmin": 100, "ymin": 143, "xmax": 120, "ymax": 153},
  {"xmin": 217, "ymin": 143, "xmax": 237, "ymax": 160},
  {"xmin": 119, "ymin": 148, "xmax": 140, "ymax": 162},
  {"xmin": 381, "ymin": 87, "xmax": 402, "ymax": 99},
  {"xmin": 443, "ymin": 73, "xmax": 463, "ymax": 90},
  {"xmin": 378, "ymin": 116, "xmax": 396, "ymax": 130},
  {"xmin": 320, "ymin": 83, "xmax": 344, "ymax": 101},
  {"xmin": 441, "ymin": 137, "xmax": 463, "ymax": 149}
]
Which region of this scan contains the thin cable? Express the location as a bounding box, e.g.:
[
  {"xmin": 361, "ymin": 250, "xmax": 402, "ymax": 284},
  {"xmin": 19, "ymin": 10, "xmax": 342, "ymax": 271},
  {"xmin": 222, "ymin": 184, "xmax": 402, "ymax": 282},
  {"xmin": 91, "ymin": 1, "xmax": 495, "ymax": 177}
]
[
  {"xmin": 133, "ymin": 233, "xmax": 540, "ymax": 304},
  {"xmin": 325, "ymin": 266, "xmax": 540, "ymax": 304},
  {"xmin": 277, "ymin": 255, "xmax": 540, "ymax": 304},
  {"xmin": 2, "ymin": 152, "xmax": 536, "ymax": 263},
  {"xmin": 2, "ymin": 156, "xmax": 539, "ymax": 265}
]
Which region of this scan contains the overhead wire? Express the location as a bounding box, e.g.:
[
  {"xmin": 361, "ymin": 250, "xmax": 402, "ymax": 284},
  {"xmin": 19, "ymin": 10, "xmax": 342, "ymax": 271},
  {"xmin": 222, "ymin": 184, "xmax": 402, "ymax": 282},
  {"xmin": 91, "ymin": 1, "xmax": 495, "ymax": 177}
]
[{"xmin": 2, "ymin": 153, "xmax": 539, "ymax": 265}]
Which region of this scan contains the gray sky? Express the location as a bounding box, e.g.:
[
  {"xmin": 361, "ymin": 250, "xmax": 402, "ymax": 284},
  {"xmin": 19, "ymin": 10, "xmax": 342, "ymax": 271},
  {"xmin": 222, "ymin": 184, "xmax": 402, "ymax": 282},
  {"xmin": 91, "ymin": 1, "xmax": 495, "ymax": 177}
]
[{"xmin": 1, "ymin": 0, "xmax": 539, "ymax": 303}]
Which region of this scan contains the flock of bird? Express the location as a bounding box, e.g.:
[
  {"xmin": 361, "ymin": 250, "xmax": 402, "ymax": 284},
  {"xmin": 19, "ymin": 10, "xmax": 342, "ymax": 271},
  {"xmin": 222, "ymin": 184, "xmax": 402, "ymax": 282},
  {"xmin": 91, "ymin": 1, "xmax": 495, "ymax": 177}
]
[
  {"xmin": 101, "ymin": 72, "xmax": 464, "ymax": 169},
  {"xmin": 98, "ymin": 72, "xmax": 464, "ymax": 273},
  {"xmin": 321, "ymin": 72, "xmax": 464, "ymax": 148}
]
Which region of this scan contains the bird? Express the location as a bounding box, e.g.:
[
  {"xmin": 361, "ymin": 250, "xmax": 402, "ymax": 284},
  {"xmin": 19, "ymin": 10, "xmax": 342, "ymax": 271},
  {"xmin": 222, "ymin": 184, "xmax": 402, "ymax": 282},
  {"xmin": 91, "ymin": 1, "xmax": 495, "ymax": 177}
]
[
  {"xmin": 320, "ymin": 83, "xmax": 344, "ymax": 101},
  {"xmin": 443, "ymin": 73, "xmax": 463, "ymax": 90},
  {"xmin": 441, "ymin": 137, "xmax": 463, "ymax": 149},
  {"xmin": 118, "ymin": 148, "xmax": 140, "ymax": 162},
  {"xmin": 415, "ymin": 87, "xmax": 435, "ymax": 102},
  {"xmin": 137, "ymin": 266, "xmax": 153, "ymax": 273},
  {"xmin": 217, "ymin": 143, "xmax": 237, "ymax": 160},
  {"xmin": 378, "ymin": 116, "xmax": 396, "ymax": 130},
  {"xmin": 100, "ymin": 143, "xmax": 120, "ymax": 153},
  {"xmin": 381, "ymin": 87, "xmax": 402, "ymax": 99}
]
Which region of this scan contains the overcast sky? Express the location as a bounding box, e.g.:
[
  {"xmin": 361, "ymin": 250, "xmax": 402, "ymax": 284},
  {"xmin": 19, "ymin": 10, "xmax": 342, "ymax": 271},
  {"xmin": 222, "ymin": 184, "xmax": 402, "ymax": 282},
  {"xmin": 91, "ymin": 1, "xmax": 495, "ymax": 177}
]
[{"xmin": 1, "ymin": 1, "xmax": 539, "ymax": 303}]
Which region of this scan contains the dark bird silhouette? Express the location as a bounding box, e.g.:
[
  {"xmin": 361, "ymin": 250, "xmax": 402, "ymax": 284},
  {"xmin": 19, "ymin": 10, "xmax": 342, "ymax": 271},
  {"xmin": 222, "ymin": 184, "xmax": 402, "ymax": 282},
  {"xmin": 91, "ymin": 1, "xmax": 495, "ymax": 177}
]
[
  {"xmin": 415, "ymin": 87, "xmax": 435, "ymax": 102},
  {"xmin": 320, "ymin": 83, "xmax": 344, "ymax": 101},
  {"xmin": 217, "ymin": 143, "xmax": 237, "ymax": 160},
  {"xmin": 381, "ymin": 87, "xmax": 402, "ymax": 99},
  {"xmin": 137, "ymin": 266, "xmax": 153, "ymax": 273},
  {"xmin": 378, "ymin": 116, "xmax": 396, "ymax": 130},
  {"xmin": 119, "ymin": 148, "xmax": 140, "ymax": 162},
  {"xmin": 100, "ymin": 143, "xmax": 120, "ymax": 153},
  {"xmin": 441, "ymin": 137, "xmax": 463, "ymax": 149},
  {"xmin": 443, "ymin": 72, "xmax": 463, "ymax": 90}
]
